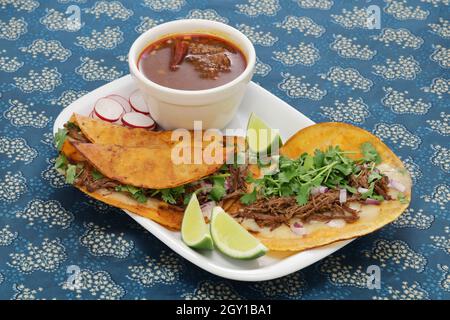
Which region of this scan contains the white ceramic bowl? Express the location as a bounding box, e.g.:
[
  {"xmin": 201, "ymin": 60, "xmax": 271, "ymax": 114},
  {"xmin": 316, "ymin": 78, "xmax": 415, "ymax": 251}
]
[{"xmin": 128, "ymin": 19, "xmax": 256, "ymax": 130}]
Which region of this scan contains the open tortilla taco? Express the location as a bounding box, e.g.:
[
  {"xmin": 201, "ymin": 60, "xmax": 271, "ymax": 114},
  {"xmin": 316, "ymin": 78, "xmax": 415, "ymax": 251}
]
[
  {"xmin": 227, "ymin": 122, "xmax": 412, "ymax": 251},
  {"xmin": 55, "ymin": 114, "xmax": 246, "ymax": 229}
]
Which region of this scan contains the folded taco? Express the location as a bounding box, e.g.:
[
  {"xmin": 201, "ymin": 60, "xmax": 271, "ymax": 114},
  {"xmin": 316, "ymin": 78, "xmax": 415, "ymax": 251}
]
[
  {"xmin": 54, "ymin": 114, "xmax": 246, "ymax": 229},
  {"xmin": 228, "ymin": 122, "xmax": 412, "ymax": 251}
]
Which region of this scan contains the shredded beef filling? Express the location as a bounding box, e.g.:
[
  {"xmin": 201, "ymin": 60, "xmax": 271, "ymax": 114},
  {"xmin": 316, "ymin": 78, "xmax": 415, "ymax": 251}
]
[
  {"xmin": 374, "ymin": 175, "xmax": 391, "ymax": 200},
  {"xmin": 218, "ymin": 164, "xmax": 248, "ymax": 206},
  {"xmin": 64, "ymin": 123, "xmax": 89, "ymax": 143},
  {"xmin": 74, "ymin": 164, "xmax": 119, "ymax": 193},
  {"xmin": 226, "ymin": 164, "xmax": 248, "ymax": 194},
  {"xmin": 235, "ymin": 167, "xmax": 392, "ymax": 230},
  {"xmin": 179, "ymin": 164, "xmax": 248, "ymax": 208},
  {"xmin": 349, "ymin": 166, "xmax": 392, "ymax": 201},
  {"xmin": 72, "ymin": 161, "xmax": 249, "ymax": 210},
  {"xmin": 235, "ymin": 191, "xmax": 360, "ymax": 230}
]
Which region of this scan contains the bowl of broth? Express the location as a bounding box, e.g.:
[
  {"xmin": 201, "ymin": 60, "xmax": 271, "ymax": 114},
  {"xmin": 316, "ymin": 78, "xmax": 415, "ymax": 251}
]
[{"xmin": 129, "ymin": 19, "xmax": 256, "ymax": 129}]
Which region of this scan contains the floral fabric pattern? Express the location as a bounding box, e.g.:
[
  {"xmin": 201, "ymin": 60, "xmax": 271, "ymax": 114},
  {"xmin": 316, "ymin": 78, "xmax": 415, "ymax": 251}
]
[{"xmin": 0, "ymin": 0, "xmax": 448, "ymax": 300}]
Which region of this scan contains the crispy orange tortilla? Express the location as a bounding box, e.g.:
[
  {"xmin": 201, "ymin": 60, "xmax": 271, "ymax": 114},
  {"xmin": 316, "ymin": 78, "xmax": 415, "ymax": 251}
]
[
  {"xmin": 280, "ymin": 122, "xmax": 403, "ymax": 167},
  {"xmin": 72, "ymin": 142, "xmax": 229, "ymax": 189},
  {"xmin": 76, "ymin": 186, "xmax": 242, "ymax": 230},
  {"xmin": 74, "ymin": 114, "xmax": 173, "ymax": 147},
  {"xmin": 73, "ymin": 113, "xmax": 245, "ymax": 150},
  {"xmin": 229, "ymin": 122, "xmax": 412, "ymax": 252},
  {"xmin": 59, "ymin": 114, "xmax": 245, "ymax": 229},
  {"xmin": 77, "ymin": 186, "xmax": 183, "ymax": 230},
  {"xmin": 60, "ymin": 114, "xmax": 244, "ymax": 229},
  {"xmin": 61, "ymin": 138, "xmax": 86, "ymax": 162},
  {"xmin": 60, "ymin": 145, "xmax": 184, "ymax": 230}
]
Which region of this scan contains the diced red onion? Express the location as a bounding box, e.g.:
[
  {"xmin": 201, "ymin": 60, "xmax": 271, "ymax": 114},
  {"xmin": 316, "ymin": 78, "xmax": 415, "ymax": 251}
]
[
  {"xmin": 327, "ymin": 219, "xmax": 346, "ymax": 228},
  {"xmin": 290, "ymin": 222, "xmax": 307, "ymax": 236},
  {"xmin": 365, "ymin": 198, "xmax": 381, "ymax": 205},
  {"xmin": 200, "ymin": 181, "xmax": 212, "ymax": 194},
  {"xmin": 311, "ymin": 186, "xmax": 328, "ymax": 196},
  {"xmin": 357, "ymin": 187, "xmax": 369, "ymax": 193},
  {"xmin": 339, "ymin": 189, "xmax": 347, "ymax": 203},
  {"xmin": 388, "ymin": 179, "xmax": 406, "ymax": 192},
  {"xmin": 224, "ymin": 178, "xmax": 232, "ymax": 192},
  {"xmin": 200, "ymin": 201, "xmax": 216, "ymax": 219}
]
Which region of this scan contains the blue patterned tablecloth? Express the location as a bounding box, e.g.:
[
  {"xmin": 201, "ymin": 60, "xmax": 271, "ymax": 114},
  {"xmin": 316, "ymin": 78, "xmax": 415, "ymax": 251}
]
[{"xmin": 0, "ymin": 0, "xmax": 448, "ymax": 300}]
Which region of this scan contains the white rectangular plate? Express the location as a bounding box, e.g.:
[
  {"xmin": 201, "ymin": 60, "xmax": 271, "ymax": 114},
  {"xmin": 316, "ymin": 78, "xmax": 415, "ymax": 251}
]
[{"xmin": 54, "ymin": 75, "xmax": 352, "ymax": 281}]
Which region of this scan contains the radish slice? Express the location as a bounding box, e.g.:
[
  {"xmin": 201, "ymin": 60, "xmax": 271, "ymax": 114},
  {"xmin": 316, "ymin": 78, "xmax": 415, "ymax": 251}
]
[
  {"xmin": 358, "ymin": 187, "xmax": 369, "ymax": 194},
  {"xmin": 129, "ymin": 90, "xmax": 149, "ymax": 114},
  {"xmin": 311, "ymin": 186, "xmax": 328, "ymax": 195},
  {"xmin": 388, "ymin": 179, "xmax": 406, "ymax": 192},
  {"xmin": 91, "ymin": 110, "xmax": 102, "ymax": 120},
  {"xmin": 339, "ymin": 189, "xmax": 347, "ymax": 203},
  {"xmin": 121, "ymin": 112, "xmax": 155, "ymax": 129},
  {"xmin": 365, "ymin": 198, "xmax": 381, "ymax": 205},
  {"xmin": 90, "ymin": 110, "xmax": 109, "ymax": 122},
  {"xmin": 107, "ymin": 94, "xmax": 132, "ymax": 112},
  {"xmin": 200, "ymin": 181, "xmax": 213, "ymax": 194},
  {"xmin": 327, "ymin": 219, "xmax": 346, "ymax": 228},
  {"xmin": 93, "ymin": 110, "xmax": 121, "ymax": 125},
  {"xmin": 200, "ymin": 201, "xmax": 216, "ymax": 220},
  {"xmin": 290, "ymin": 222, "xmax": 307, "ymax": 236},
  {"xmin": 94, "ymin": 98, "xmax": 124, "ymax": 122},
  {"xmin": 224, "ymin": 178, "xmax": 232, "ymax": 192}
]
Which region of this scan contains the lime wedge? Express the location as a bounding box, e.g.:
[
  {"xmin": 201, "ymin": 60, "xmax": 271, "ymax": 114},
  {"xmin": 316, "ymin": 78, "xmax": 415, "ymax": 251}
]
[
  {"xmin": 181, "ymin": 193, "xmax": 213, "ymax": 250},
  {"xmin": 210, "ymin": 207, "xmax": 268, "ymax": 260},
  {"xmin": 246, "ymin": 113, "xmax": 283, "ymax": 156}
]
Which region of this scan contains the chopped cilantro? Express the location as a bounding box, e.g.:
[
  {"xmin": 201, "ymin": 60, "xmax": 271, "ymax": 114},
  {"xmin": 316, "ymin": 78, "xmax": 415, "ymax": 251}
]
[
  {"xmin": 91, "ymin": 170, "xmax": 104, "ymax": 181},
  {"xmin": 398, "ymin": 193, "xmax": 409, "ymax": 204},
  {"xmin": 368, "ymin": 170, "xmax": 382, "ymax": 183},
  {"xmin": 360, "ymin": 183, "xmax": 375, "ymax": 200},
  {"xmin": 115, "ymin": 185, "xmax": 147, "ymax": 203},
  {"xmin": 133, "ymin": 192, "xmax": 147, "ymax": 203},
  {"xmin": 313, "ymin": 149, "xmax": 324, "ymax": 168},
  {"xmin": 55, "ymin": 154, "xmax": 68, "ymax": 170},
  {"xmin": 66, "ymin": 122, "xmax": 79, "ymax": 130},
  {"xmin": 239, "ymin": 143, "xmax": 386, "ymax": 206},
  {"xmin": 303, "ymin": 155, "xmax": 314, "ymax": 171},
  {"xmin": 65, "ymin": 164, "xmax": 78, "ymax": 184},
  {"xmin": 361, "ymin": 142, "xmax": 381, "ymax": 164},
  {"xmin": 160, "ymin": 186, "xmax": 185, "ymax": 204},
  {"xmin": 371, "ymin": 194, "xmax": 385, "ymax": 201},
  {"xmin": 343, "ymin": 185, "xmax": 358, "ymax": 194},
  {"xmin": 245, "ymin": 171, "xmax": 256, "ymax": 183},
  {"xmin": 240, "ymin": 189, "xmax": 257, "ymax": 205},
  {"xmin": 183, "ymin": 193, "xmax": 194, "ymax": 206},
  {"xmin": 209, "ymin": 176, "xmax": 226, "ymax": 201},
  {"xmin": 161, "ymin": 189, "xmax": 176, "ymax": 204},
  {"xmin": 296, "ymin": 184, "xmax": 311, "ymax": 205},
  {"xmin": 54, "ymin": 128, "xmax": 67, "ymax": 151}
]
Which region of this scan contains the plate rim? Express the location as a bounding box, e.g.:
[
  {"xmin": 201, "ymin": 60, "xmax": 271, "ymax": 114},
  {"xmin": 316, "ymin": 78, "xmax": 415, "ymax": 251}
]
[{"xmin": 53, "ymin": 74, "xmax": 353, "ymax": 281}]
